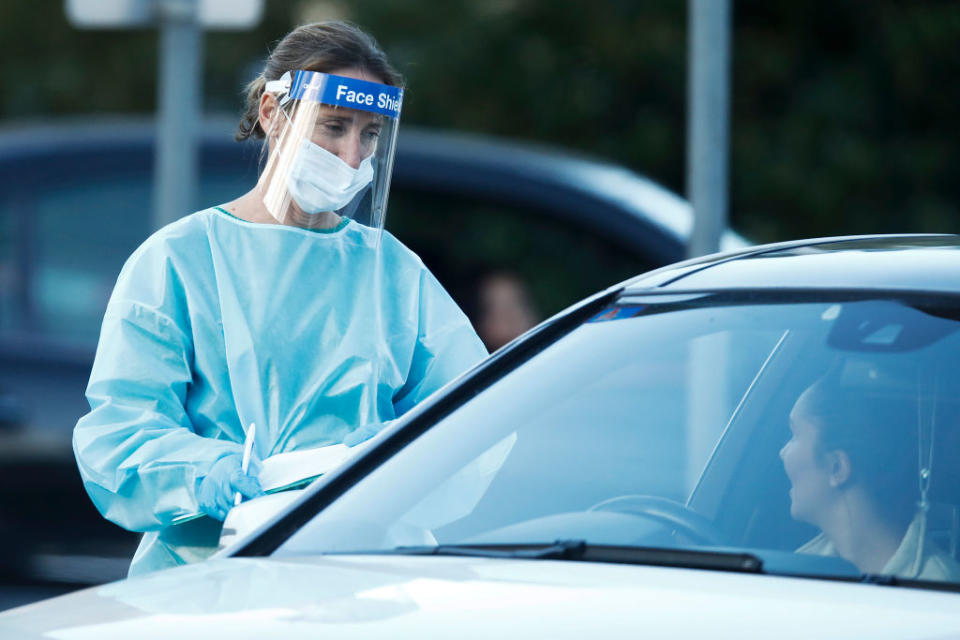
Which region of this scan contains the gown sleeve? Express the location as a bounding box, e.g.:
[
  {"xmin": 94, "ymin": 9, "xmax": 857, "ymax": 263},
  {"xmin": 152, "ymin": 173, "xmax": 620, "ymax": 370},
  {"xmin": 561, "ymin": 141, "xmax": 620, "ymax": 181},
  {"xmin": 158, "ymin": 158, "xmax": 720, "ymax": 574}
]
[
  {"xmin": 73, "ymin": 242, "xmax": 241, "ymax": 532},
  {"xmin": 392, "ymin": 266, "xmax": 489, "ymax": 416}
]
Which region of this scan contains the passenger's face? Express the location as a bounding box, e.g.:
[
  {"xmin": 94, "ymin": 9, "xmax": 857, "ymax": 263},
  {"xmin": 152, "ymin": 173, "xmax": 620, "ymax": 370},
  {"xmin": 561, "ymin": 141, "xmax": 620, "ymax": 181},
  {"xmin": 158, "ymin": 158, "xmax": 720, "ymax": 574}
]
[
  {"xmin": 478, "ymin": 275, "xmax": 539, "ymax": 351},
  {"xmin": 780, "ymin": 398, "xmax": 834, "ymax": 526}
]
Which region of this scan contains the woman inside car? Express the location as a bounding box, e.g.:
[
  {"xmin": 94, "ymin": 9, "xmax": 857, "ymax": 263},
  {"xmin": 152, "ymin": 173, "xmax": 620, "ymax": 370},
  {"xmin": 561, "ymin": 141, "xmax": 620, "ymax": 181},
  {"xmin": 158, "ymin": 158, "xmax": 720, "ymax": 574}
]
[{"xmin": 780, "ymin": 364, "xmax": 960, "ymax": 581}]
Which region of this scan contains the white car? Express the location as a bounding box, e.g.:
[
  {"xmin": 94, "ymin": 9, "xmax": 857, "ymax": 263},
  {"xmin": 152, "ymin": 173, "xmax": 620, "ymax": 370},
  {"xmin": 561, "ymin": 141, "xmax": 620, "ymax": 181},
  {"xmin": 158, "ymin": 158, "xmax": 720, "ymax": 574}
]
[{"xmin": 2, "ymin": 235, "xmax": 959, "ymax": 638}]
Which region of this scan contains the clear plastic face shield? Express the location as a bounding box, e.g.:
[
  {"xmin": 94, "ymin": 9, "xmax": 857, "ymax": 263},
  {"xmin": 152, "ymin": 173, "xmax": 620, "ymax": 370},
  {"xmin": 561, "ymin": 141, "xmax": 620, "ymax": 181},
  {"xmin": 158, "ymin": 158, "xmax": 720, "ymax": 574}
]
[{"xmin": 260, "ymin": 70, "xmax": 403, "ymax": 238}]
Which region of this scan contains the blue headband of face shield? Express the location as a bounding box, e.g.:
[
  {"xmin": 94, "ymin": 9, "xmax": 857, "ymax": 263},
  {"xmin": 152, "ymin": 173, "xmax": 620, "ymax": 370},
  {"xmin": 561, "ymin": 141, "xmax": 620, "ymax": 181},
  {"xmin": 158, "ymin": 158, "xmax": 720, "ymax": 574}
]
[{"xmin": 265, "ymin": 70, "xmax": 403, "ymax": 119}]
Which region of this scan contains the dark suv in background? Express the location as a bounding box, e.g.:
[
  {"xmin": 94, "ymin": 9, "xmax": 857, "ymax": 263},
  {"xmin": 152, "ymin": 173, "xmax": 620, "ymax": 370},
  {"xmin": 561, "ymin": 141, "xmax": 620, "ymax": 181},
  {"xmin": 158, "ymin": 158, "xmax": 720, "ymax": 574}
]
[{"xmin": 0, "ymin": 117, "xmax": 745, "ymax": 596}]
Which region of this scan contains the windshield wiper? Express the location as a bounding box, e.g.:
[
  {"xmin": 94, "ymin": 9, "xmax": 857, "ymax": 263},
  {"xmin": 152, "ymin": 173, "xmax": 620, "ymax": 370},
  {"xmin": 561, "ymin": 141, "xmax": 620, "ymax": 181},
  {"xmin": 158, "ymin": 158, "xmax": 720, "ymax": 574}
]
[
  {"xmin": 389, "ymin": 540, "xmax": 764, "ymax": 573},
  {"xmin": 365, "ymin": 543, "xmax": 960, "ymax": 591},
  {"xmin": 855, "ymin": 573, "xmax": 960, "ymax": 592},
  {"xmin": 394, "ymin": 539, "xmax": 590, "ymax": 561}
]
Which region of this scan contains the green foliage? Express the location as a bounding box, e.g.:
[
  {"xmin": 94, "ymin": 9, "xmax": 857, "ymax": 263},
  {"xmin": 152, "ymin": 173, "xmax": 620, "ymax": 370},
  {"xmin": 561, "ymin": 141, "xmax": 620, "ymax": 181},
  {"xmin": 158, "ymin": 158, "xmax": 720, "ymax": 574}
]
[
  {"xmin": 732, "ymin": 1, "xmax": 960, "ymax": 240},
  {"xmin": 349, "ymin": 0, "xmax": 960, "ymax": 242},
  {"xmin": 350, "ymin": 0, "xmax": 688, "ymax": 202},
  {"xmin": 1, "ymin": 0, "xmax": 957, "ymax": 242},
  {"xmin": 0, "ymin": 0, "xmax": 297, "ymax": 117}
]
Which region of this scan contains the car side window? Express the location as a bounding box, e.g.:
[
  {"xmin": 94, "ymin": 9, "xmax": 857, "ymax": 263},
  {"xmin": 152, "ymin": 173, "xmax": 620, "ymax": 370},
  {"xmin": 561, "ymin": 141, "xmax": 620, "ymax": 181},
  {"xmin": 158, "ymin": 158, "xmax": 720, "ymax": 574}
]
[
  {"xmin": 31, "ymin": 175, "xmax": 151, "ymax": 344},
  {"xmin": 0, "ymin": 160, "xmax": 255, "ymax": 348},
  {"xmin": 0, "ymin": 200, "xmax": 19, "ymax": 334}
]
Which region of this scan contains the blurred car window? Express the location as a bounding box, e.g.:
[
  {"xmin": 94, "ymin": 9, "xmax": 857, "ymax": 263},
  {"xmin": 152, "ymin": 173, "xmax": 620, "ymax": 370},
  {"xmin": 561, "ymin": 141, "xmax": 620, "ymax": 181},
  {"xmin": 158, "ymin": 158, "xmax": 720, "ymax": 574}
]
[
  {"xmin": 33, "ymin": 175, "xmax": 150, "ymax": 343},
  {"xmin": 0, "ymin": 201, "xmax": 18, "ymax": 335},
  {"xmin": 3, "ymin": 164, "xmax": 255, "ymax": 347}
]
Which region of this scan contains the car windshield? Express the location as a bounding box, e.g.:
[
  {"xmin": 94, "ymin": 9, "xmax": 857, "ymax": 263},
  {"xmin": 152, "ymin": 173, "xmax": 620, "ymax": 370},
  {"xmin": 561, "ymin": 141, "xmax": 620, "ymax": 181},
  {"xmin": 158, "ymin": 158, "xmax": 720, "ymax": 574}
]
[{"xmin": 275, "ymin": 292, "xmax": 960, "ymax": 586}]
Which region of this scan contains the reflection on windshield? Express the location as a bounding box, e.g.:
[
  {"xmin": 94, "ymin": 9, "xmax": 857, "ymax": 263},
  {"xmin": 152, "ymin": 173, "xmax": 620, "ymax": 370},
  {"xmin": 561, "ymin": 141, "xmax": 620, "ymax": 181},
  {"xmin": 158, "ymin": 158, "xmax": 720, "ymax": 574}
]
[{"xmin": 276, "ymin": 296, "xmax": 960, "ymax": 586}]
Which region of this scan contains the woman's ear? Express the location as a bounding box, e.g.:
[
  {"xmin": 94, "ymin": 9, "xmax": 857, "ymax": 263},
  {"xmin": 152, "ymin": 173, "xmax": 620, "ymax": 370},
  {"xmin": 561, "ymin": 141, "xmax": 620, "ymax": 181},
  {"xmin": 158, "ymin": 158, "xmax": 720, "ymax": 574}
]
[
  {"xmin": 258, "ymin": 92, "xmax": 282, "ymax": 139},
  {"xmin": 826, "ymin": 450, "xmax": 852, "ymax": 488}
]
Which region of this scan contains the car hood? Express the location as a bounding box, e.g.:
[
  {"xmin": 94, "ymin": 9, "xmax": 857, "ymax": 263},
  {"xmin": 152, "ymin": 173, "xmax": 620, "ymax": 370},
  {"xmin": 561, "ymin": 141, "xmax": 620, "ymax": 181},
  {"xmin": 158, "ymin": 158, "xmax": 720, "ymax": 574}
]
[{"xmin": 1, "ymin": 555, "xmax": 958, "ymax": 639}]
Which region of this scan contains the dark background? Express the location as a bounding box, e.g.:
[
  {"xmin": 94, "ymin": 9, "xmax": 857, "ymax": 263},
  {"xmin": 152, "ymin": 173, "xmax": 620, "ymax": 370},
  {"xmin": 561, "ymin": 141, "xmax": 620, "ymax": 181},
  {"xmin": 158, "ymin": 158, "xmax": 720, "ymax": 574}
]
[{"xmin": 2, "ymin": 0, "xmax": 957, "ymax": 243}]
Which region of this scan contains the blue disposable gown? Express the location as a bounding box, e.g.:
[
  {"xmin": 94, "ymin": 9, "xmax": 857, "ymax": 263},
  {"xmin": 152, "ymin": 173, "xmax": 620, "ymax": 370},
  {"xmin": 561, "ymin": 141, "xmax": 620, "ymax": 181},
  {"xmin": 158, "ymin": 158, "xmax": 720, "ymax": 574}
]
[{"xmin": 73, "ymin": 207, "xmax": 487, "ymax": 576}]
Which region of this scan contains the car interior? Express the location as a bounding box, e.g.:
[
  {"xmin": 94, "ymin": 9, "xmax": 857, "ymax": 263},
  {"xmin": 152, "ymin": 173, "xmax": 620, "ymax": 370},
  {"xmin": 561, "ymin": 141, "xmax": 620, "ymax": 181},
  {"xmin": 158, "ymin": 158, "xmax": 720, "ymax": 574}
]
[
  {"xmin": 277, "ymin": 295, "xmax": 960, "ymax": 585},
  {"xmin": 694, "ymin": 299, "xmax": 960, "ymax": 571}
]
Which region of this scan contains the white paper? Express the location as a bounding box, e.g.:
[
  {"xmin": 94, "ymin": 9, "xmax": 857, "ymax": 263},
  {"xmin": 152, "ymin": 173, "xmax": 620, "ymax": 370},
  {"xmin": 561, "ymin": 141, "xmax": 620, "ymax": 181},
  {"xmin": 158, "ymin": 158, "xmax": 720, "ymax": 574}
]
[{"xmin": 258, "ymin": 440, "xmax": 373, "ymax": 493}]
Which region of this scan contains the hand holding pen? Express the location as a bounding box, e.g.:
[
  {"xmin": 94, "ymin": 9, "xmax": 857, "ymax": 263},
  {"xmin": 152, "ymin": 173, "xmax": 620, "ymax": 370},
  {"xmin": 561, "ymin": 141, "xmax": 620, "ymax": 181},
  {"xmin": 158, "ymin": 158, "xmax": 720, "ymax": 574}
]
[{"xmin": 197, "ymin": 422, "xmax": 264, "ymax": 520}]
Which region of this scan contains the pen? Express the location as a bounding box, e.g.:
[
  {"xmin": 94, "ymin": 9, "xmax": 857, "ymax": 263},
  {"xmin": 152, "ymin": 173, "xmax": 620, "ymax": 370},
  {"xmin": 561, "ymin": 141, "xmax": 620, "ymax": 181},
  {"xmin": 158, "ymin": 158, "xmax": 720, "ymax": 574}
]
[{"xmin": 235, "ymin": 422, "xmax": 257, "ymax": 507}]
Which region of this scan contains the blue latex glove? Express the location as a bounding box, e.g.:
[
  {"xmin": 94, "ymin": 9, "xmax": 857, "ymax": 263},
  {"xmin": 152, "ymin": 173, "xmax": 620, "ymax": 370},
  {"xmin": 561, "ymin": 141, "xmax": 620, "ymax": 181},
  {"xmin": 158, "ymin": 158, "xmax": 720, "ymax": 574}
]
[{"xmin": 197, "ymin": 454, "xmax": 264, "ymax": 521}]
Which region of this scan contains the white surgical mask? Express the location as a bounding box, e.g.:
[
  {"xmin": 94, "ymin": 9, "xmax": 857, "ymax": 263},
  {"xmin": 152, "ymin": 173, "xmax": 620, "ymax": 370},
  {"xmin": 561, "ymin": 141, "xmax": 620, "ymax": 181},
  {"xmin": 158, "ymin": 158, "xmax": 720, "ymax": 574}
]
[{"xmin": 286, "ymin": 139, "xmax": 374, "ymax": 214}]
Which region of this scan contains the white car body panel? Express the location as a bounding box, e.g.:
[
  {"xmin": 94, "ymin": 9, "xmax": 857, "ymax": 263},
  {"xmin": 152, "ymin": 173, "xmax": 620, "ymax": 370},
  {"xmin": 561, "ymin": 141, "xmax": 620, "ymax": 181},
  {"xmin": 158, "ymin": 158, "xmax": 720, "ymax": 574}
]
[{"xmin": 1, "ymin": 555, "xmax": 958, "ymax": 639}]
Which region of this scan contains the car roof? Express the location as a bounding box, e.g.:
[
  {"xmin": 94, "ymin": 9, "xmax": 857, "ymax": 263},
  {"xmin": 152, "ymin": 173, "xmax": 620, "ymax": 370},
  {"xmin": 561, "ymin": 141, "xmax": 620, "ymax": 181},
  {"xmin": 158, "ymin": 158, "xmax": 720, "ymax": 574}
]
[{"xmin": 622, "ymin": 234, "xmax": 960, "ymax": 295}]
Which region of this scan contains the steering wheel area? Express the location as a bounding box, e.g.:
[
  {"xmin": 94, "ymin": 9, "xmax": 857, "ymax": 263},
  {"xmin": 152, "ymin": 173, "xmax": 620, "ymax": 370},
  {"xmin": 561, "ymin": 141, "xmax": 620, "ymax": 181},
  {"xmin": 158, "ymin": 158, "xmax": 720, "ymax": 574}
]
[{"xmin": 588, "ymin": 494, "xmax": 725, "ymax": 547}]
